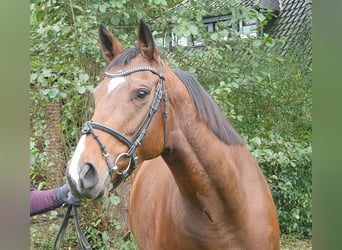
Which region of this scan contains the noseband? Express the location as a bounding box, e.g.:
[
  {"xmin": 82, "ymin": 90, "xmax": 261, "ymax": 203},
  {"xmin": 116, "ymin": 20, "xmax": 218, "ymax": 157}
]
[{"xmin": 81, "ymin": 61, "xmax": 168, "ymax": 188}]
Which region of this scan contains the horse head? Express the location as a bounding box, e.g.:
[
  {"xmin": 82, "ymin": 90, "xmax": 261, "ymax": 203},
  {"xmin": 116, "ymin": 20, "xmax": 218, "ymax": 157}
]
[{"xmin": 67, "ymin": 20, "xmax": 169, "ymax": 199}]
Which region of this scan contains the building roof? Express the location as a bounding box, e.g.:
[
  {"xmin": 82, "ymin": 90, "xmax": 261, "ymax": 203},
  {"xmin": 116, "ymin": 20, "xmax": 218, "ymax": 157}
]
[
  {"xmin": 263, "ymin": 0, "xmax": 312, "ymax": 65},
  {"xmin": 241, "ymin": 0, "xmax": 281, "ymax": 12},
  {"xmin": 264, "ymin": 0, "xmax": 311, "ymax": 40}
]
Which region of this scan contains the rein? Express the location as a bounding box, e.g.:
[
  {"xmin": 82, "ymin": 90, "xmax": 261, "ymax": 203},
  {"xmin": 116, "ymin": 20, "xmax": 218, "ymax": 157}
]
[
  {"xmin": 81, "ymin": 61, "xmax": 168, "ymax": 188},
  {"xmin": 53, "ymin": 205, "xmax": 91, "ymax": 250}
]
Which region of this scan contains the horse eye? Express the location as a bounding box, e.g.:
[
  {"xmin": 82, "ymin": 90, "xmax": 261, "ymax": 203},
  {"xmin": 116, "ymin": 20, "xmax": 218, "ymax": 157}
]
[{"xmin": 135, "ymin": 89, "xmax": 149, "ymax": 100}]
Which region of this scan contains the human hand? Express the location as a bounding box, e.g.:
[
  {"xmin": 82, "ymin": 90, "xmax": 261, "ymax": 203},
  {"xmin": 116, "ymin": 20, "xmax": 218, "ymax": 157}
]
[{"xmin": 56, "ymin": 184, "xmax": 81, "ymax": 207}]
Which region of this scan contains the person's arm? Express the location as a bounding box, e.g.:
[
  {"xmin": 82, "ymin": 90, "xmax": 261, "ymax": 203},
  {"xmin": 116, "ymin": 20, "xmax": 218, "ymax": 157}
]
[
  {"xmin": 30, "ymin": 188, "xmax": 60, "ymax": 216},
  {"xmin": 30, "ymin": 184, "xmax": 76, "ymax": 216}
]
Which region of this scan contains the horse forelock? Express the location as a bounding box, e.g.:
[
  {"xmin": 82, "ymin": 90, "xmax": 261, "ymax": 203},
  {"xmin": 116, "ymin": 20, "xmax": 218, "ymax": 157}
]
[
  {"xmin": 173, "ymin": 70, "xmax": 245, "ymax": 146},
  {"xmin": 108, "ymin": 47, "xmax": 141, "ymax": 68}
]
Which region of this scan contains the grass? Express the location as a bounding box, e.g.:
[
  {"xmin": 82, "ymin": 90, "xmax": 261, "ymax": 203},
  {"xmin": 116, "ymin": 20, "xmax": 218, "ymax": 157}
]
[{"xmin": 280, "ymin": 235, "xmax": 312, "ymax": 250}]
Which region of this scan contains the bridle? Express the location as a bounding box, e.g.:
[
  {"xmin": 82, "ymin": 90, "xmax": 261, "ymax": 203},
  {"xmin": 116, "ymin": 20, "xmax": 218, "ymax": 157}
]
[{"xmin": 81, "ymin": 61, "xmax": 168, "ymax": 188}]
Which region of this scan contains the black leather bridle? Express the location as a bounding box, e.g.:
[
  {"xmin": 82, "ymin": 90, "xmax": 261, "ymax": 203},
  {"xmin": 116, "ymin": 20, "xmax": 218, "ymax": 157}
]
[{"xmin": 81, "ymin": 61, "xmax": 168, "ymax": 189}]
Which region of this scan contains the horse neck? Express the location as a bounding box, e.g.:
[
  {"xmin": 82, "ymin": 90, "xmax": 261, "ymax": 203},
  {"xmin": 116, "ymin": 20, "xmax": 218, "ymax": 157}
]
[{"xmin": 162, "ymin": 76, "xmax": 250, "ymax": 214}]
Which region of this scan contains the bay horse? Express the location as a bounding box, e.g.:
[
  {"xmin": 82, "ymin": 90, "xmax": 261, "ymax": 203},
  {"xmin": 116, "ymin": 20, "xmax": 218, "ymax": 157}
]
[{"xmin": 66, "ymin": 20, "xmax": 280, "ymax": 249}]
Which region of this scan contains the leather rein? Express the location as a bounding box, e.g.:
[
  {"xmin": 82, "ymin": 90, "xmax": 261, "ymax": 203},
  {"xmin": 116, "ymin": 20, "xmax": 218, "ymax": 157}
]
[
  {"xmin": 54, "ymin": 61, "xmax": 168, "ymax": 249},
  {"xmin": 53, "ymin": 205, "xmax": 91, "ymax": 250}
]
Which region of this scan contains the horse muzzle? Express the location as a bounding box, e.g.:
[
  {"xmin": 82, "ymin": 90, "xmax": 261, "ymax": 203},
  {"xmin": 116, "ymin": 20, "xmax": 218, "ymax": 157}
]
[{"xmin": 67, "ymin": 161, "xmax": 110, "ymax": 200}]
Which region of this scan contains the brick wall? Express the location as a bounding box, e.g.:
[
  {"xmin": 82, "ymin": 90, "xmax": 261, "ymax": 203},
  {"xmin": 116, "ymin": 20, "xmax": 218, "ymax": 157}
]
[{"xmin": 45, "ymin": 101, "xmax": 64, "ymax": 181}]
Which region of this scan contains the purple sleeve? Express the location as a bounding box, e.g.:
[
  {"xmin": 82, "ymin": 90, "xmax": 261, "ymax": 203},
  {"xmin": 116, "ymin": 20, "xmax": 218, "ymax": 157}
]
[{"xmin": 30, "ymin": 188, "xmax": 59, "ymax": 216}]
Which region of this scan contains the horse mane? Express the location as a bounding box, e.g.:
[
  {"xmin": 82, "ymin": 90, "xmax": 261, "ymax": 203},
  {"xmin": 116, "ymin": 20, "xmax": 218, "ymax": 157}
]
[
  {"xmin": 106, "ymin": 48, "xmax": 245, "ymax": 145},
  {"xmin": 173, "ymin": 70, "xmax": 245, "ymax": 145}
]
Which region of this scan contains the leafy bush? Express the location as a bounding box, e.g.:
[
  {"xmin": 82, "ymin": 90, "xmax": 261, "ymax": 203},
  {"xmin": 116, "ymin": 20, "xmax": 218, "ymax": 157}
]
[
  {"xmin": 249, "ymin": 135, "xmax": 312, "ymax": 237},
  {"xmin": 204, "ymin": 40, "xmax": 312, "ymax": 237}
]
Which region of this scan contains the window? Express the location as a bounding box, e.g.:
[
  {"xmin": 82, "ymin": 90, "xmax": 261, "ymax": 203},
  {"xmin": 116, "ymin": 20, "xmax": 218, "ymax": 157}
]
[
  {"xmin": 239, "ymin": 19, "xmax": 258, "ymax": 38},
  {"xmin": 155, "ymin": 14, "xmax": 260, "ymax": 49},
  {"xmin": 207, "ymin": 22, "xmax": 216, "ymax": 32}
]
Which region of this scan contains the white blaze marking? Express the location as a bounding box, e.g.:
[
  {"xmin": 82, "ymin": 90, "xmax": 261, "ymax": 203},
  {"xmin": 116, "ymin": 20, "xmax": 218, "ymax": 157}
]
[
  {"xmin": 108, "ymin": 77, "xmax": 125, "ymax": 94},
  {"xmin": 68, "ymin": 135, "xmax": 86, "ymax": 182}
]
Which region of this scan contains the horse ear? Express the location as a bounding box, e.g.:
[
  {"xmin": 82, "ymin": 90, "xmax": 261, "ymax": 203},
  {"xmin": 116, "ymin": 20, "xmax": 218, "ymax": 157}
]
[
  {"xmin": 99, "ymin": 24, "xmax": 124, "ymax": 63},
  {"xmin": 137, "ymin": 20, "xmax": 159, "ymax": 59}
]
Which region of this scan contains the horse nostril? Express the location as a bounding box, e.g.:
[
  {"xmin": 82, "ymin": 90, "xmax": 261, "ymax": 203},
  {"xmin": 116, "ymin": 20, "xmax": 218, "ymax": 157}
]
[{"xmin": 79, "ymin": 163, "xmax": 99, "ymax": 190}]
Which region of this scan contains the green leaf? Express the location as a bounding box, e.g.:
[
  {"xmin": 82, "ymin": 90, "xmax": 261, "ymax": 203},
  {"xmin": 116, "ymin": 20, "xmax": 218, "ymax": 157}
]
[
  {"xmin": 42, "ymin": 68, "xmax": 52, "ymax": 77},
  {"xmin": 110, "ymin": 195, "xmax": 121, "ymax": 206},
  {"xmin": 253, "ymin": 39, "xmax": 262, "ymax": 47},
  {"xmin": 99, "ymin": 4, "xmax": 107, "ymax": 13},
  {"xmin": 210, "ymin": 32, "xmax": 218, "ymax": 41},
  {"xmin": 48, "ymin": 88, "xmax": 59, "ymax": 99},
  {"xmin": 270, "ymin": 175, "xmax": 278, "ymax": 180},
  {"xmin": 111, "ymin": 16, "xmax": 120, "ymax": 26},
  {"xmin": 30, "ymin": 73, "xmax": 38, "ymax": 83},
  {"xmin": 77, "ymin": 86, "xmax": 86, "ymax": 94},
  {"xmin": 251, "ymin": 137, "xmax": 262, "ymax": 145},
  {"xmin": 37, "ymin": 182, "xmax": 46, "ymax": 190},
  {"xmin": 188, "ymin": 24, "xmax": 198, "ymax": 36},
  {"xmin": 79, "ymin": 73, "xmax": 89, "ymax": 82}
]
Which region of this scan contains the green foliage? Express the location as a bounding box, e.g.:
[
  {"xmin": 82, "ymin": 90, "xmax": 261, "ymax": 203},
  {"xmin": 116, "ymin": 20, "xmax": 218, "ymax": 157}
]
[
  {"xmin": 249, "ymin": 135, "xmax": 312, "ymax": 236},
  {"xmin": 201, "ymin": 38, "xmax": 312, "ymax": 237},
  {"xmin": 30, "ymin": 0, "xmax": 312, "ymax": 247}
]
